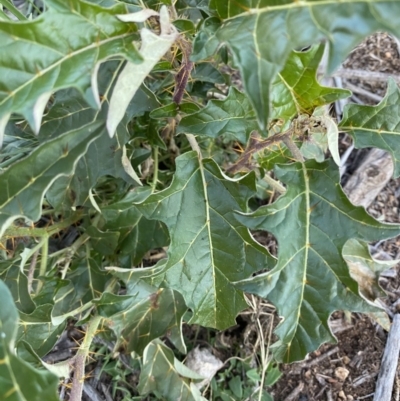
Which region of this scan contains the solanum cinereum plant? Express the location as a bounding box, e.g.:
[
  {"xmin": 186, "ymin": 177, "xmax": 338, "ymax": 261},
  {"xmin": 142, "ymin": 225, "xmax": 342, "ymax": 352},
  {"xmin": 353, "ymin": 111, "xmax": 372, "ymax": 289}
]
[{"xmin": 1, "ymin": 0, "xmax": 400, "ymax": 399}]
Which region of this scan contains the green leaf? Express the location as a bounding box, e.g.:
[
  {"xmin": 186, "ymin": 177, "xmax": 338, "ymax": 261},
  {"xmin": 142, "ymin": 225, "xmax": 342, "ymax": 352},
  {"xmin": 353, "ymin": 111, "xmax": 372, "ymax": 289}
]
[
  {"xmin": 175, "ymin": 0, "xmax": 211, "ymax": 22},
  {"xmin": 228, "ymin": 376, "xmax": 243, "ymax": 398},
  {"xmin": 270, "ymin": 45, "xmax": 350, "ymax": 124},
  {"xmin": 0, "ymin": 0, "xmax": 141, "ymax": 137},
  {"xmin": 191, "ymin": 17, "xmax": 221, "ymax": 61},
  {"xmin": 0, "ymin": 280, "xmax": 59, "ymax": 401},
  {"xmin": 41, "ymin": 62, "xmax": 159, "ymax": 208},
  {"xmin": 191, "ymin": 62, "xmax": 225, "ymax": 84},
  {"xmin": 87, "ymin": 226, "xmax": 120, "ymax": 256},
  {"xmin": 138, "ymin": 340, "xmax": 206, "ymax": 401},
  {"xmin": 17, "ymin": 305, "xmax": 66, "ymax": 358},
  {"xmin": 340, "ymin": 78, "xmax": 400, "ymax": 177},
  {"xmin": 265, "ymin": 362, "xmax": 282, "ymax": 387},
  {"xmin": 236, "ymin": 160, "xmax": 400, "ymax": 362},
  {"xmin": 343, "ymin": 238, "xmax": 398, "ymax": 302},
  {"xmin": 205, "ymin": 0, "xmax": 400, "ymax": 130},
  {"xmin": 0, "ymin": 121, "xmax": 103, "ymax": 238},
  {"xmin": 102, "ymin": 189, "xmax": 170, "ymax": 265},
  {"xmin": 52, "ymin": 256, "xmax": 109, "ymax": 324},
  {"xmin": 177, "ymin": 87, "xmax": 258, "ymax": 142},
  {"xmin": 135, "ymin": 151, "xmax": 274, "ymax": 330},
  {"xmin": 97, "ymin": 285, "xmax": 186, "ymax": 355},
  {"xmin": 0, "ymin": 261, "xmax": 35, "ymax": 314}
]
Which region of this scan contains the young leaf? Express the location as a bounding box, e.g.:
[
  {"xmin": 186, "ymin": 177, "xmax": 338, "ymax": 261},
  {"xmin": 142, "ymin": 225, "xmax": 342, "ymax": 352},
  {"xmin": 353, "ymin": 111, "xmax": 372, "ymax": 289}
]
[
  {"xmin": 270, "ymin": 45, "xmax": 350, "ymax": 124},
  {"xmin": 204, "ymin": 0, "xmax": 400, "ymax": 130},
  {"xmin": 0, "ymin": 122, "xmax": 103, "ymax": 238},
  {"xmin": 340, "ymin": 79, "xmax": 400, "ymax": 177},
  {"xmin": 177, "ymin": 87, "xmax": 258, "ymax": 142},
  {"xmin": 0, "ymin": 280, "xmax": 59, "ymax": 401},
  {"xmin": 138, "ymin": 340, "xmax": 206, "ymax": 401},
  {"xmin": 0, "ymin": 0, "xmax": 141, "ymax": 137},
  {"xmin": 235, "ymin": 160, "xmax": 400, "ymax": 362},
  {"xmin": 135, "ymin": 151, "xmax": 275, "ymax": 330}
]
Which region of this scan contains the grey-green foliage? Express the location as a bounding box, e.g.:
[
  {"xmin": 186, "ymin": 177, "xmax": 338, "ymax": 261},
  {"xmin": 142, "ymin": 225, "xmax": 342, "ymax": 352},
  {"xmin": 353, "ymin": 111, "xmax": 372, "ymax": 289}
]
[{"xmin": 1, "ymin": 1, "xmax": 400, "ymax": 400}]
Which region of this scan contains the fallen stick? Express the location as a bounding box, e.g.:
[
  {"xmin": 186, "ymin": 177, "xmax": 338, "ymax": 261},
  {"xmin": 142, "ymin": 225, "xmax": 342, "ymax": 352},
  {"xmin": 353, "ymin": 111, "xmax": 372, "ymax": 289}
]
[
  {"xmin": 283, "ymin": 382, "xmax": 304, "ymax": 401},
  {"xmin": 373, "ymin": 314, "xmax": 400, "ymax": 401},
  {"xmin": 343, "ymin": 148, "xmax": 394, "ymax": 209},
  {"xmin": 334, "ymin": 67, "xmax": 400, "ymax": 85}
]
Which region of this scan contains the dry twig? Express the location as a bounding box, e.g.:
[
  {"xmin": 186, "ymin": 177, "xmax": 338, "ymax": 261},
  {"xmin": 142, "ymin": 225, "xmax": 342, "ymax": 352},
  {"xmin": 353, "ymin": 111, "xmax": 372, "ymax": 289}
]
[{"xmin": 373, "ymin": 314, "xmax": 400, "ymax": 401}]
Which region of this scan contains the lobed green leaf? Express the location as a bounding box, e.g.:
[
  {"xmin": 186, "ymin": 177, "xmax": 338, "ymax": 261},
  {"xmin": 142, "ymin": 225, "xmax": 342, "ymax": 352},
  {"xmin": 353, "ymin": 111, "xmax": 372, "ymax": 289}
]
[
  {"xmin": 0, "ymin": 121, "xmax": 103, "ymax": 238},
  {"xmin": 0, "ymin": 0, "xmax": 141, "ymax": 137},
  {"xmin": 0, "ymin": 280, "xmax": 59, "ymax": 401},
  {"xmin": 138, "ymin": 340, "xmax": 206, "ymax": 401},
  {"xmin": 236, "ymin": 160, "xmax": 400, "ymax": 362},
  {"xmin": 135, "ymin": 151, "xmax": 274, "ymax": 329},
  {"xmin": 200, "ymin": 0, "xmax": 400, "ymax": 131}
]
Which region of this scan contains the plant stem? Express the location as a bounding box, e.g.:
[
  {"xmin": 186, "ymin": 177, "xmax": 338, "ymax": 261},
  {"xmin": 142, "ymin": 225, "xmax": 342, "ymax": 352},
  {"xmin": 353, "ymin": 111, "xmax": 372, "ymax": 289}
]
[
  {"xmin": 60, "ymin": 213, "xmax": 101, "ymax": 279},
  {"xmin": 282, "ymin": 135, "xmax": 304, "ymax": 162},
  {"xmin": 227, "ymin": 130, "xmax": 291, "ymax": 174},
  {"xmin": 69, "ymin": 314, "xmax": 103, "ymax": 401},
  {"xmin": 27, "ymin": 250, "xmax": 39, "ymax": 294},
  {"xmin": 258, "ymin": 312, "xmax": 274, "ymax": 401},
  {"xmin": 186, "ymin": 134, "xmax": 202, "ymax": 158},
  {"xmin": 263, "ymin": 174, "xmax": 286, "ymax": 194},
  {"xmin": 35, "ymin": 236, "xmax": 48, "ymax": 295},
  {"xmin": 152, "ymin": 146, "xmax": 159, "ymax": 193},
  {"xmin": 4, "ymin": 211, "xmax": 83, "ymax": 238}
]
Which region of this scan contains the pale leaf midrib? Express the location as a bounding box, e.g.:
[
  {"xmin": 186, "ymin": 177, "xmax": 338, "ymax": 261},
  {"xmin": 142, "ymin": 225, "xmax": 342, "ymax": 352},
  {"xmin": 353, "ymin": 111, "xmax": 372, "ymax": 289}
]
[
  {"xmin": 227, "ymin": 0, "xmax": 394, "ymax": 20},
  {"xmin": 0, "ymin": 32, "xmax": 135, "ymax": 108},
  {"xmin": 0, "ymin": 130, "xmax": 100, "ymax": 211},
  {"xmin": 341, "ymin": 125, "xmax": 400, "ymax": 136}
]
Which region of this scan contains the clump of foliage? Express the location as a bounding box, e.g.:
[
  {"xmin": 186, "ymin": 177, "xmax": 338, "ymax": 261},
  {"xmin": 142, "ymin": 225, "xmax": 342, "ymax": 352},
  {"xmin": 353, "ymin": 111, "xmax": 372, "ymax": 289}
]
[{"xmin": 1, "ymin": 0, "xmax": 400, "ymax": 400}]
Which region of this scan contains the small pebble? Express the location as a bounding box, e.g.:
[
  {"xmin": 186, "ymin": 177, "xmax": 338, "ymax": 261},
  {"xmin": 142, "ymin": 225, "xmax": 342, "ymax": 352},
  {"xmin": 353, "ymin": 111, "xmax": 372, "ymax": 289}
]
[
  {"xmin": 342, "ymin": 356, "xmax": 351, "ymax": 365},
  {"xmin": 347, "ymin": 396, "xmax": 354, "ymax": 401},
  {"xmin": 338, "ymin": 390, "xmax": 346, "ymax": 399},
  {"xmin": 335, "ymin": 367, "xmax": 350, "ymax": 381},
  {"xmin": 304, "ymin": 369, "xmax": 312, "ymax": 380}
]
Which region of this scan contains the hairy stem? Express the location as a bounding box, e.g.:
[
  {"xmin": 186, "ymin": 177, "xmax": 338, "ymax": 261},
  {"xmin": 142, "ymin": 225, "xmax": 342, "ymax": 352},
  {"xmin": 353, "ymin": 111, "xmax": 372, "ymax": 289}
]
[
  {"xmin": 69, "ymin": 314, "xmax": 102, "ymax": 401},
  {"xmin": 35, "ymin": 236, "xmax": 49, "ymax": 295},
  {"xmin": 152, "ymin": 146, "xmax": 159, "ymax": 193},
  {"xmin": 282, "ymin": 135, "xmax": 304, "ymax": 162},
  {"xmin": 4, "ymin": 211, "xmax": 83, "ymax": 238},
  {"xmin": 27, "ymin": 250, "xmax": 39, "ymax": 294},
  {"xmin": 173, "ymin": 38, "xmax": 194, "ymax": 104},
  {"xmin": 186, "ymin": 134, "xmax": 202, "ymax": 158},
  {"xmin": 227, "ymin": 131, "xmax": 291, "ymax": 174},
  {"xmin": 263, "ymin": 174, "xmax": 286, "ymax": 194}
]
